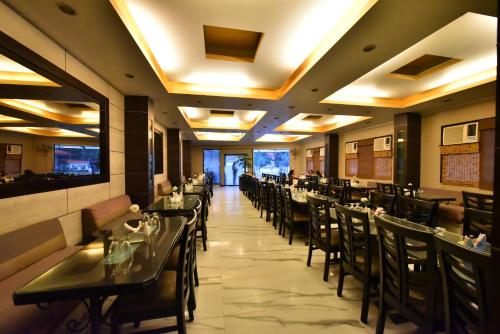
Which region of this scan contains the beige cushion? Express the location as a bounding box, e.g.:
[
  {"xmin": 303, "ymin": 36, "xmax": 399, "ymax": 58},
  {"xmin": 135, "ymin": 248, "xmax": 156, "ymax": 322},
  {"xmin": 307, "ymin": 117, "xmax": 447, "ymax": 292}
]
[
  {"xmin": 158, "ymin": 180, "xmax": 173, "ymax": 196},
  {"xmin": 81, "ymin": 195, "xmax": 132, "ymax": 242},
  {"xmin": 0, "ymin": 245, "xmax": 81, "ymax": 334},
  {"xmin": 437, "ymin": 204, "xmax": 464, "ymax": 234},
  {"xmin": 0, "ymin": 219, "xmax": 66, "ymax": 281}
]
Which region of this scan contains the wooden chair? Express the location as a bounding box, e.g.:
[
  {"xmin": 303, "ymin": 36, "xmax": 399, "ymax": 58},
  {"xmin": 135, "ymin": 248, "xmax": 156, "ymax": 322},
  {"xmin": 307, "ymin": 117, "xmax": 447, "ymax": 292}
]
[
  {"xmin": 341, "ymin": 179, "xmax": 351, "ymax": 187},
  {"xmin": 462, "ymin": 191, "xmax": 494, "ymax": 212},
  {"xmin": 196, "ymin": 187, "xmax": 209, "ymax": 251},
  {"xmin": 275, "ymin": 185, "xmax": 286, "ymax": 234},
  {"xmin": 395, "ymin": 196, "xmax": 437, "ymax": 227},
  {"xmin": 318, "ymin": 183, "xmax": 329, "ymax": 196},
  {"xmin": 328, "ymin": 185, "xmax": 345, "ymax": 204},
  {"xmin": 370, "ymin": 192, "xmax": 395, "ymax": 215},
  {"xmin": 376, "ymin": 182, "xmax": 393, "ymax": 194},
  {"xmin": 306, "ymin": 195, "xmax": 340, "ymax": 281},
  {"xmin": 282, "ymin": 187, "xmax": 309, "ymax": 245},
  {"xmin": 335, "ymin": 204, "xmax": 379, "ymax": 323},
  {"xmin": 393, "ymin": 183, "xmax": 415, "ymax": 198},
  {"xmin": 374, "ymin": 215, "xmax": 441, "ymax": 334},
  {"xmin": 254, "ymin": 180, "xmax": 263, "ymax": 210},
  {"xmin": 463, "ymin": 208, "xmax": 493, "ymax": 239},
  {"xmin": 260, "ymin": 182, "xmax": 273, "ymax": 222},
  {"xmin": 435, "ymin": 234, "xmax": 490, "ymax": 334},
  {"xmin": 110, "ymin": 210, "xmax": 198, "ymax": 334},
  {"xmin": 268, "ymin": 183, "xmax": 278, "ymax": 227}
]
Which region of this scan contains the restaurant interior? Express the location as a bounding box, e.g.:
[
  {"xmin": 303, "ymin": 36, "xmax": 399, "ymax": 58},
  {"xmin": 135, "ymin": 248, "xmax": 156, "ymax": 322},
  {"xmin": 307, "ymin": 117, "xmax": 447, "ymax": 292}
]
[{"xmin": 0, "ymin": 0, "xmax": 498, "ymax": 333}]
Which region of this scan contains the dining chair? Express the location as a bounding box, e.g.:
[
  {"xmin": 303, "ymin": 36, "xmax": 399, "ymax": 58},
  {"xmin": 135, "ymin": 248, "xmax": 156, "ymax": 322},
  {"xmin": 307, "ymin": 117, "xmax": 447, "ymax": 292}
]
[
  {"xmin": 335, "ymin": 204, "xmax": 379, "ymax": 324},
  {"xmin": 393, "ymin": 183, "xmax": 415, "ymax": 198},
  {"xmin": 196, "ymin": 187, "xmax": 209, "ymax": 251},
  {"xmin": 110, "ymin": 210, "xmax": 198, "ymax": 334},
  {"xmin": 318, "ymin": 183, "xmax": 329, "ymax": 196},
  {"xmin": 370, "ymin": 192, "xmax": 395, "ymax": 215},
  {"xmin": 341, "ymin": 179, "xmax": 351, "ymax": 187},
  {"xmin": 435, "ymin": 234, "xmax": 490, "ymax": 334},
  {"xmin": 463, "ymin": 208, "xmax": 493, "ymax": 239},
  {"xmin": 254, "ymin": 180, "xmax": 263, "ymax": 210},
  {"xmin": 275, "ymin": 185, "xmax": 285, "ymax": 233},
  {"xmin": 374, "ymin": 215, "xmax": 441, "ymax": 334},
  {"xmin": 395, "ymin": 196, "xmax": 437, "ymax": 227},
  {"xmin": 268, "ymin": 183, "xmax": 278, "ymax": 227},
  {"xmin": 282, "ymin": 187, "xmax": 309, "ymax": 245},
  {"xmin": 462, "ymin": 191, "xmax": 494, "ymax": 212},
  {"xmin": 376, "ymin": 182, "xmax": 394, "ymax": 194},
  {"xmin": 260, "ymin": 182, "xmax": 273, "ymax": 222},
  {"xmin": 329, "ymin": 185, "xmax": 345, "ymax": 204},
  {"xmin": 306, "ymin": 195, "xmax": 340, "ymax": 281}
]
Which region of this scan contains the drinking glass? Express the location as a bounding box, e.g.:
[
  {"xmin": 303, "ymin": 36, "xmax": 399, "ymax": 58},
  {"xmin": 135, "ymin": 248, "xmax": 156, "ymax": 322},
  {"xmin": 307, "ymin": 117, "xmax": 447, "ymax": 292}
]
[{"xmin": 107, "ymin": 237, "xmax": 120, "ymax": 260}]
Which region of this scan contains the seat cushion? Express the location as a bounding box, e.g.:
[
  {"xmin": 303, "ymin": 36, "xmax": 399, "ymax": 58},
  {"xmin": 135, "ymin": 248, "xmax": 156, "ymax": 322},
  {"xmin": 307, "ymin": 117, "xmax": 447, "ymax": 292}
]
[
  {"xmin": 437, "ymin": 204, "xmax": 464, "ymax": 234},
  {"xmin": 111, "ymin": 271, "xmax": 177, "ymax": 322},
  {"xmin": 0, "ymin": 245, "xmax": 81, "ymax": 334},
  {"xmin": 0, "ymin": 219, "xmax": 67, "ymax": 281},
  {"xmin": 81, "ymin": 195, "xmax": 132, "ymax": 242}
]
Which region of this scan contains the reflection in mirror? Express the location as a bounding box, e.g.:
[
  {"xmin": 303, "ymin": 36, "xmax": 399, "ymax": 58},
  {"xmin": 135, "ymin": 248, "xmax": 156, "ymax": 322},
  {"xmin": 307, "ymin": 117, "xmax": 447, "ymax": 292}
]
[{"xmin": 0, "ymin": 31, "xmax": 108, "ymax": 197}]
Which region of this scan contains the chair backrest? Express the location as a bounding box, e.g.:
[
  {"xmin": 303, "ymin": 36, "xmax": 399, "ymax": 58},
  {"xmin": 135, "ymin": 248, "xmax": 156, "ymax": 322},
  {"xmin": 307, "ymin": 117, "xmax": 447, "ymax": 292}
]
[
  {"xmin": 275, "ymin": 185, "xmax": 284, "ymax": 218},
  {"xmin": 200, "ymin": 187, "xmax": 209, "ymax": 225},
  {"xmin": 329, "ymin": 185, "xmax": 345, "ymax": 205},
  {"xmin": 395, "ymin": 196, "xmax": 437, "ymax": 227},
  {"xmin": 318, "ymin": 183, "xmax": 329, "ymax": 196},
  {"xmin": 341, "ymin": 179, "xmax": 351, "ymax": 187},
  {"xmin": 370, "ymin": 192, "xmax": 395, "ymax": 215},
  {"xmin": 268, "ymin": 183, "xmax": 276, "ymax": 210},
  {"xmin": 435, "ymin": 234, "xmax": 490, "ymax": 334},
  {"xmin": 462, "ymin": 191, "xmax": 494, "ymax": 212},
  {"xmin": 335, "ymin": 204, "xmax": 371, "ymax": 278},
  {"xmin": 376, "ymin": 182, "xmax": 394, "ymax": 194},
  {"xmin": 393, "ymin": 183, "xmax": 415, "ymax": 198},
  {"xmin": 374, "ymin": 215, "xmax": 438, "ymax": 331},
  {"xmin": 282, "ymin": 187, "xmax": 294, "ymax": 223},
  {"xmin": 307, "ymin": 195, "xmax": 332, "ymax": 247},
  {"xmin": 176, "ymin": 210, "xmax": 197, "ymax": 310},
  {"xmin": 463, "ymin": 208, "xmax": 493, "ymax": 239}
]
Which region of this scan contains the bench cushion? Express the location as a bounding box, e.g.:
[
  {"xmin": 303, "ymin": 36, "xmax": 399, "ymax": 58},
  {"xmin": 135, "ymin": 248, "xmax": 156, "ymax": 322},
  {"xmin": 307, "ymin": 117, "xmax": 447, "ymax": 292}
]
[
  {"xmin": 437, "ymin": 204, "xmax": 464, "ymax": 234},
  {"xmin": 81, "ymin": 195, "xmax": 132, "ymax": 242},
  {"xmin": 0, "ymin": 219, "xmax": 66, "ymax": 281},
  {"xmin": 0, "ymin": 245, "xmax": 81, "ymax": 334},
  {"xmin": 157, "ymin": 180, "xmax": 173, "ymax": 196}
]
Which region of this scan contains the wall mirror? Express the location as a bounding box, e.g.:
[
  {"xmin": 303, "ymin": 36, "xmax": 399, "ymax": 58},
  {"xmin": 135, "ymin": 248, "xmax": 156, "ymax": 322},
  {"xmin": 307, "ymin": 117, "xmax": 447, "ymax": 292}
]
[{"xmin": 0, "ymin": 31, "xmax": 109, "ymax": 198}]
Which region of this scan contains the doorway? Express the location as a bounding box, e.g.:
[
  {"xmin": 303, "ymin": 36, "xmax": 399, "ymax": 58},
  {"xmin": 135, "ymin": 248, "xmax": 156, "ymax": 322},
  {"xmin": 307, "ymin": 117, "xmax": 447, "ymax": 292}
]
[
  {"xmin": 224, "ymin": 154, "xmax": 245, "ymax": 186},
  {"xmin": 203, "ymin": 149, "xmax": 220, "ymax": 184}
]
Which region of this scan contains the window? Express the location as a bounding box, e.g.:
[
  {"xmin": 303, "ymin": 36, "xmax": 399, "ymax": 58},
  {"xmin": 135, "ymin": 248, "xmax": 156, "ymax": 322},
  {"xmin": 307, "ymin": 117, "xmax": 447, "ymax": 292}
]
[
  {"xmin": 154, "ymin": 130, "xmax": 163, "ymax": 174},
  {"xmin": 253, "ymin": 149, "xmax": 290, "ymax": 178},
  {"xmin": 54, "ymin": 145, "xmax": 100, "ymax": 175},
  {"xmin": 344, "ymin": 136, "xmax": 392, "ymax": 180}
]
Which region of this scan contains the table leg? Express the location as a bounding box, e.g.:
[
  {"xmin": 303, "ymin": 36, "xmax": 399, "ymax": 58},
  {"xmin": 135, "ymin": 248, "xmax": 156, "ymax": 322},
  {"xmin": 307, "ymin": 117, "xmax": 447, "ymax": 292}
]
[{"xmin": 89, "ymin": 297, "xmax": 102, "ymax": 334}]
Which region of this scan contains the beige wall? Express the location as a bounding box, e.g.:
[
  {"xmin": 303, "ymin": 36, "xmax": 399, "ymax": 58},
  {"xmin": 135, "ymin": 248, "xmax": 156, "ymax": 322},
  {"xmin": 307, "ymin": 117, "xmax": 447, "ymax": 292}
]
[
  {"xmin": 0, "ymin": 3, "xmax": 126, "ymax": 245},
  {"xmin": 421, "ymin": 99, "xmax": 495, "ymax": 194},
  {"xmin": 338, "ymin": 121, "xmax": 394, "ymax": 184}
]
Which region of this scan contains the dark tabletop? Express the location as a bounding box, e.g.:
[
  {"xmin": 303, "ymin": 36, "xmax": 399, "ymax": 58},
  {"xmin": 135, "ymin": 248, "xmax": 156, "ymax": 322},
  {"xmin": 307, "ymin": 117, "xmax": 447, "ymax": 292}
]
[
  {"xmin": 143, "ymin": 194, "xmax": 200, "ymax": 215},
  {"xmin": 415, "ymin": 194, "xmax": 456, "ymax": 203},
  {"xmin": 14, "ymin": 216, "xmax": 186, "ymax": 305}
]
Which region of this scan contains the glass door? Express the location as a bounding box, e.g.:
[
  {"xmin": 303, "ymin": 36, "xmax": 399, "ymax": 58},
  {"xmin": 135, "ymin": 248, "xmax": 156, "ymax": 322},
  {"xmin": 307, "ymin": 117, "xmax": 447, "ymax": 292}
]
[
  {"xmin": 224, "ymin": 154, "xmax": 245, "ymax": 186},
  {"xmin": 203, "ymin": 149, "xmax": 220, "ymax": 184}
]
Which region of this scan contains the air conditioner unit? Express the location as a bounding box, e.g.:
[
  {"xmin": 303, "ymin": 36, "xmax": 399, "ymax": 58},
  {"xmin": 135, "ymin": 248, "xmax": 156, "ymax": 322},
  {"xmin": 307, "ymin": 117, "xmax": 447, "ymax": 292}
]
[
  {"xmin": 442, "ymin": 122, "xmax": 478, "ymax": 146},
  {"xmin": 306, "ymin": 149, "xmax": 312, "ymax": 158},
  {"xmin": 6, "ymin": 144, "xmax": 22, "ymax": 155},
  {"xmin": 374, "ymin": 136, "xmax": 392, "ymax": 151},
  {"xmin": 346, "ymin": 142, "xmax": 357, "ymax": 154}
]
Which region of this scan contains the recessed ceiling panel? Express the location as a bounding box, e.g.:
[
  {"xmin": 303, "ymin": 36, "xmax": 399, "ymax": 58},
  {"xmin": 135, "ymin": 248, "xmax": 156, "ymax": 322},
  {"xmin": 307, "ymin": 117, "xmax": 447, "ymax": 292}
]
[
  {"xmin": 178, "ymin": 106, "xmax": 266, "ymax": 130},
  {"xmin": 0, "ymin": 127, "xmax": 92, "ymax": 137},
  {"xmin": 0, "ymin": 54, "xmax": 60, "ymax": 87},
  {"xmin": 274, "ymin": 113, "xmax": 371, "ymax": 133},
  {"xmin": 194, "ymin": 131, "xmax": 245, "ymax": 141},
  {"xmin": 110, "ymin": 0, "xmax": 377, "ymax": 98},
  {"xmin": 255, "ymin": 134, "xmax": 311, "ymax": 142},
  {"xmin": 322, "ymin": 13, "xmax": 497, "ymax": 108}
]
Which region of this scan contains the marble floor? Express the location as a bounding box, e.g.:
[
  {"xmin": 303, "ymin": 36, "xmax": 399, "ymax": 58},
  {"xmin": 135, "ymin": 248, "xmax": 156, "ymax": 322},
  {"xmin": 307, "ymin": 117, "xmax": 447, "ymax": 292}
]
[{"xmin": 72, "ymin": 186, "xmax": 421, "ymax": 333}]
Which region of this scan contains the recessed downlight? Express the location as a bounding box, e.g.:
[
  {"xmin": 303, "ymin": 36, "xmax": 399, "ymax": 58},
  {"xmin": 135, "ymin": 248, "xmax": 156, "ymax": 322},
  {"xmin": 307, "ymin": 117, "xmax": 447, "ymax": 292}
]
[
  {"xmin": 274, "ymin": 117, "xmax": 279, "ymax": 120},
  {"xmin": 362, "ymin": 44, "xmax": 376, "ymax": 52},
  {"xmin": 125, "ymin": 73, "xmax": 135, "ymax": 79},
  {"xmin": 196, "ymin": 100, "xmax": 202, "ymax": 103},
  {"xmin": 57, "ymin": 3, "xmax": 76, "ymax": 16},
  {"xmin": 288, "ymin": 105, "xmax": 295, "ymax": 109},
  {"xmin": 444, "ymin": 98, "xmax": 452, "ymax": 103},
  {"xmin": 311, "ymin": 88, "xmax": 319, "ymax": 92}
]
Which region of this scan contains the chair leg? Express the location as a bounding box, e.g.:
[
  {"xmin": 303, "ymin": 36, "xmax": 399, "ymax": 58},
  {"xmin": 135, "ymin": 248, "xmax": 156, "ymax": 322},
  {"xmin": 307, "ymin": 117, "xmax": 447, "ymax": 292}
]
[
  {"xmin": 260, "ymin": 205, "xmax": 264, "ymax": 218},
  {"xmin": 288, "ymin": 222, "xmax": 294, "ymax": 245},
  {"xmin": 337, "ymin": 265, "xmax": 345, "ymax": 297},
  {"xmin": 111, "ymin": 322, "xmax": 120, "ymax": 334},
  {"xmin": 202, "ymin": 230, "xmax": 207, "ymax": 251},
  {"xmin": 376, "ymin": 300, "xmax": 387, "ymax": 334},
  {"xmin": 133, "ymin": 321, "xmax": 140, "ymax": 328},
  {"xmin": 194, "ymin": 264, "xmax": 199, "ymax": 287},
  {"xmin": 177, "ymin": 312, "xmax": 187, "ymax": 334},
  {"xmin": 323, "ymin": 251, "xmax": 330, "ymax": 281},
  {"xmin": 360, "ymin": 279, "xmax": 371, "ymax": 324},
  {"xmin": 188, "ymin": 309, "xmax": 194, "ymax": 322},
  {"xmin": 306, "ymin": 243, "xmax": 313, "ymax": 267}
]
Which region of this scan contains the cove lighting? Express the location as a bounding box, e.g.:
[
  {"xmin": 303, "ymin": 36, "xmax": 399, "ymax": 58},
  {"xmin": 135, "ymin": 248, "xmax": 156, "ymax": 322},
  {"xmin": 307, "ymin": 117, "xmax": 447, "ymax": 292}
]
[
  {"xmin": 194, "ymin": 132, "xmax": 245, "ymax": 142},
  {"xmin": 256, "ymin": 134, "xmax": 311, "ymax": 143}
]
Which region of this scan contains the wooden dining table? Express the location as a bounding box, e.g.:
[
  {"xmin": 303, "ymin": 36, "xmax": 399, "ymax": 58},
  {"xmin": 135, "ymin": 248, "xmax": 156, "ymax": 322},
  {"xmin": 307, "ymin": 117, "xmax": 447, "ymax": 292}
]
[{"xmin": 13, "ymin": 216, "xmax": 187, "ymax": 334}]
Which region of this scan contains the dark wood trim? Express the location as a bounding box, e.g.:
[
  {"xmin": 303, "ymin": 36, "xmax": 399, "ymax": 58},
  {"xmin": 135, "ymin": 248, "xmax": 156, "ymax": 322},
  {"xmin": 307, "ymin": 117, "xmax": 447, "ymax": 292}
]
[
  {"xmin": 324, "ymin": 134, "xmax": 339, "ymax": 178},
  {"xmin": 0, "ymin": 31, "xmax": 110, "ymax": 199}
]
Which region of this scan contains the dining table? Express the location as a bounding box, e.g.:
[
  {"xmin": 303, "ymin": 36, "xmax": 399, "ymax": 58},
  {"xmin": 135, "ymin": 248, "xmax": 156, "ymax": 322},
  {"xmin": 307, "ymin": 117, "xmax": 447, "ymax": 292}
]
[
  {"xmin": 289, "ymin": 188, "xmax": 338, "ymax": 205},
  {"xmin": 414, "ymin": 193, "xmax": 456, "ymax": 204},
  {"xmin": 143, "ymin": 194, "xmax": 200, "ymax": 217},
  {"xmin": 182, "ymin": 184, "xmax": 205, "ymax": 196},
  {"xmin": 13, "ymin": 216, "xmax": 187, "ymax": 334}
]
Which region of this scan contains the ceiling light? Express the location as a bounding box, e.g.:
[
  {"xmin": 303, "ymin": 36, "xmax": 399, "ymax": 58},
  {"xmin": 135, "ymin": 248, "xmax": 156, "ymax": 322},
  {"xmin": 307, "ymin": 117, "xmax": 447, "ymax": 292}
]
[
  {"xmin": 177, "ymin": 106, "xmax": 266, "ymax": 130},
  {"xmin": 363, "ymin": 44, "xmax": 376, "ymax": 52},
  {"xmin": 125, "ymin": 73, "xmax": 135, "ymax": 78},
  {"xmin": 57, "ymin": 3, "xmax": 76, "ymax": 16},
  {"xmin": 0, "ymin": 55, "xmax": 60, "ymax": 87},
  {"xmin": 194, "ymin": 131, "xmax": 245, "ymax": 141},
  {"xmin": 256, "ymin": 134, "xmax": 311, "ymax": 142},
  {"xmin": 275, "ymin": 113, "xmax": 371, "ymax": 132},
  {"xmin": 274, "ymin": 117, "xmax": 279, "ymax": 120},
  {"xmin": 311, "ymin": 88, "xmax": 319, "ymax": 92},
  {"xmin": 288, "ymin": 106, "xmax": 295, "ymax": 109}
]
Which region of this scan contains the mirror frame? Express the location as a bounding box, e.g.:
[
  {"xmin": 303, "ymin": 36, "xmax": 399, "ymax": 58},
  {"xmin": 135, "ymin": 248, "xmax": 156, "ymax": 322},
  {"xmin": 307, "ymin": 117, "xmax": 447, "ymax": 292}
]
[{"xmin": 0, "ymin": 31, "xmax": 110, "ymax": 199}]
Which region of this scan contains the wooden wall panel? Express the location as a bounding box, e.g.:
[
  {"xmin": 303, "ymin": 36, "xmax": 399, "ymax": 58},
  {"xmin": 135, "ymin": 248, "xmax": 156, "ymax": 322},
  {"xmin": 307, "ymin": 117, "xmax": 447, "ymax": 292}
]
[
  {"xmin": 167, "ymin": 129, "xmax": 182, "ymax": 187},
  {"xmin": 357, "ymin": 143, "xmax": 374, "ymax": 179},
  {"xmin": 479, "ymin": 129, "xmax": 494, "ymax": 190}
]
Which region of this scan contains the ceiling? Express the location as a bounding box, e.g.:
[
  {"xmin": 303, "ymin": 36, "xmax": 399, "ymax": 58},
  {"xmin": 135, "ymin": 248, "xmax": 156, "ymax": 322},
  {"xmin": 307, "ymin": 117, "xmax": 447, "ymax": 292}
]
[{"xmin": 2, "ymin": 0, "xmax": 497, "ymax": 145}]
